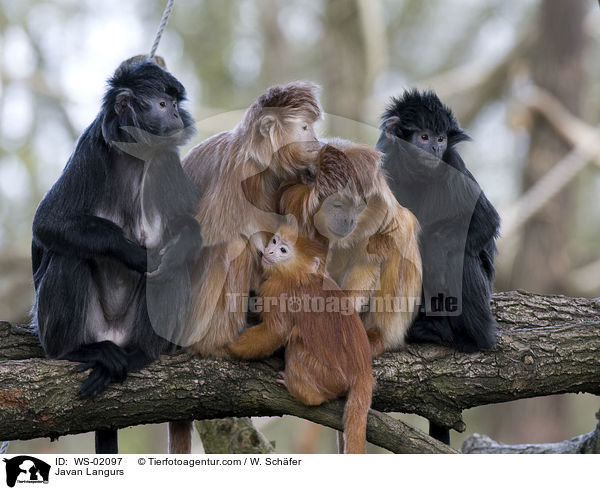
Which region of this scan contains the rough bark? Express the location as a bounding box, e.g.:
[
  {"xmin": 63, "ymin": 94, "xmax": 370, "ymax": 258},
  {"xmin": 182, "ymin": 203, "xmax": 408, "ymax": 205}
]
[
  {"xmin": 0, "ymin": 321, "xmax": 44, "ymax": 359},
  {"xmin": 0, "ymin": 291, "xmax": 598, "ymax": 452}
]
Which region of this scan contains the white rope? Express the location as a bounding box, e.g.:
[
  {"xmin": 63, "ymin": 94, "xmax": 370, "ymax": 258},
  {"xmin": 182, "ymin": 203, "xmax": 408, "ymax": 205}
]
[
  {"xmin": 0, "ymin": 440, "xmax": 9, "ymax": 454},
  {"xmin": 149, "ymin": 0, "xmax": 175, "ymax": 59}
]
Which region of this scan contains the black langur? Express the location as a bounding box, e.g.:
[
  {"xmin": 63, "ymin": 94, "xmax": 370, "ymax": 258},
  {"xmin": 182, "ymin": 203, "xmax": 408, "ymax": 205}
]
[
  {"xmin": 377, "ymin": 89, "xmax": 500, "ymax": 443},
  {"xmin": 31, "ymin": 59, "xmax": 200, "ymax": 453}
]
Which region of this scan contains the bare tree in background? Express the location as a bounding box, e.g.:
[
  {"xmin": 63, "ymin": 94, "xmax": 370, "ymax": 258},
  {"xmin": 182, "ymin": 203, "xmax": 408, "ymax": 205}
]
[
  {"xmin": 320, "ymin": 0, "xmax": 368, "ymax": 140},
  {"xmin": 510, "ymin": 0, "xmax": 587, "ymax": 295},
  {"xmin": 258, "ymin": 0, "xmax": 289, "ymax": 86},
  {"xmin": 499, "ymin": 0, "xmax": 588, "ymax": 444}
]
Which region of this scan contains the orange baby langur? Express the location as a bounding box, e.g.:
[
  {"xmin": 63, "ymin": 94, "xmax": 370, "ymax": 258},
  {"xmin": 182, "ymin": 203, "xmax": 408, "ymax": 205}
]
[{"xmin": 227, "ymin": 225, "xmax": 374, "ymax": 454}]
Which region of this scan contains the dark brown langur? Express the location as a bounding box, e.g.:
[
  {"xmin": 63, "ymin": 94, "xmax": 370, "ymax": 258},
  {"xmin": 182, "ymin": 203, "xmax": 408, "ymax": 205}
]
[
  {"xmin": 168, "ymin": 82, "xmax": 322, "ymax": 453},
  {"xmin": 226, "ymin": 225, "xmax": 374, "ymax": 454},
  {"xmin": 279, "ymin": 140, "xmax": 422, "ymax": 357},
  {"xmin": 31, "ymin": 60, "xmax": 200, "ymax": 454}
]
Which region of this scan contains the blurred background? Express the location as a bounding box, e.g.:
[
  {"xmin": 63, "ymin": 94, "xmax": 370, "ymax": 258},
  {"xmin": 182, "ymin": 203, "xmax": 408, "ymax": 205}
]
[{"xmin": 1, "ymin": 0, "xmax": 599, "ymax": 453}]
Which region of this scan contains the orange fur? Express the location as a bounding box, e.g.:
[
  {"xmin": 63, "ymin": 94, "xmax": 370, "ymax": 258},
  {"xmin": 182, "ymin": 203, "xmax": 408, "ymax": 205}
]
[
  {"xmin": 168, "ymin": 83, "xmax": 322, "ymax": 453},
  {"xmin": 227, "ymin": 226, "xmax": 374, "ymax": 454},
  {"xmin": 280, "ymin": 139, "xmax": 423, "ymax": 357}
]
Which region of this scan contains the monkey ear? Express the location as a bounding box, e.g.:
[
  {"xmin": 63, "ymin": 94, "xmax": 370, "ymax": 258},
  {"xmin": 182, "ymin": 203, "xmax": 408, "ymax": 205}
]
[
  {"xmin": 114, "ymin": 89, "xmax": 134, "ymax": 115},
  {"xmin": 384, "ymin": 116, "xmax": 402, "ymax": 137},
  {"xmin": 259, "ymin": 115, "xmax": 276, "ymax": 138},
  {"xmin": 384, "ymin": 116, "xmax": 403, "ymax": 137}
]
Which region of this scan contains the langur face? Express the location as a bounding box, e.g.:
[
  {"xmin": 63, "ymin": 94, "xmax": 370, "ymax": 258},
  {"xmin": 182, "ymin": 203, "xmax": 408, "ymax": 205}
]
[
  {"xmin": 286, "ymin": 118, "xmax": 318, "ymax": 143},
  {"xmin": 280, "ymin": 118, "xmax": 321, "ymax": 162},
  {"xmin": 142, "ymin": 94, "xmax": 185, "ymax": 136},
  {"xmin": 313, "ymin": 190, "xmax": 367, "ymax": 241},
  {"xmin": 409, "ymin": 130, "xmax": 447, "ymax": 158},
  {"xmin": 262, "ymin": 234, "xmax": 294, "ymax": 267}
]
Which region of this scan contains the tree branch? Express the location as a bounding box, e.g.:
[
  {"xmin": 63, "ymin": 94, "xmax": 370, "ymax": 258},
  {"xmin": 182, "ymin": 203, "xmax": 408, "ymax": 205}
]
[
  {"xmin": 522, "ymin": 85, "xmax": 600, "ymax": 162},
  {"xmin": 0, "ymin": 291, "xmax": 598, "ymax": 453},
  {"xmin": 461, "ymin": 414, "xmax": 600, "ymax": 453}
]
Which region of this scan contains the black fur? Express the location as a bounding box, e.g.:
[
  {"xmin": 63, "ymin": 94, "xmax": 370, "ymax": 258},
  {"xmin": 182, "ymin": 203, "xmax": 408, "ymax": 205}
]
[
  {"xmin": 31, "ymin": 59, "xmax": 201, "ymax": 453},
  {"xmin": 378, "ymin": 89, "xmax": 500, "ymax": 352},
  {"xmin": 377, "ymin": 89, "xmax": 500, "ymax": 446}
]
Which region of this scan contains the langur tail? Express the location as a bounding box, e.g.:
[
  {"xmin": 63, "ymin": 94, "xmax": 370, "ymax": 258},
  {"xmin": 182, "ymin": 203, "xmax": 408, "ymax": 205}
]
[{"xmin": 341, "ymin": 374, "xmax": 374, "ymax": 454}]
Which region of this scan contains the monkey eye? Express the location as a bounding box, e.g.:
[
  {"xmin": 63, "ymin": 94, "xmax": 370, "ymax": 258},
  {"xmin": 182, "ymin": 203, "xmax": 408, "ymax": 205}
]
[
  {"xmin": 159, "ymin": 101, "xmax": 167, "ymax": 108},
  {"xmin": 280, "ymin": 247, "xmax": 287, "ymax": 254},
  {"xmin": 421, "ymin": 134, "xmax": 429, "ymax": 141},
  {"xmin": 332, "ymin": 203, "xmax": 342, "ymax": 209},
  {"xmin": 438, "ymin": 136, "xmax": 445, "ymax": 142},
  {"xmin": 302, "ymin": 124, "xmax": 308, "ymax": 131},
  {"xmin": 272, "ymin": 238, "xmax": 277, "ymax": 244}
]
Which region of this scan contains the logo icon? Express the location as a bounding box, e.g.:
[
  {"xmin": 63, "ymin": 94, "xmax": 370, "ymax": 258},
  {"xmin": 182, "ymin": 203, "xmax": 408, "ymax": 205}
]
[{"xmin": 3, "ymin": 456, "xmax": 51, "ymax": 487}]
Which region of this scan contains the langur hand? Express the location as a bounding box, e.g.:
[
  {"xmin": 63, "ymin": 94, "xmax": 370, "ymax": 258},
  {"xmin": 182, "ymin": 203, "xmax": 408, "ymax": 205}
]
[{"xmin": 145, "ymin": 236, "xmax": 184, "ymax": 282}]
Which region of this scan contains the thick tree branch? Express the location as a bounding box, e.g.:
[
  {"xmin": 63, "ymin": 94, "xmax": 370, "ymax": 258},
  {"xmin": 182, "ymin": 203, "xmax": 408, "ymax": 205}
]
[{"xmin": 0, "ymin": 291, "xmax": 598, "ymax": 453}]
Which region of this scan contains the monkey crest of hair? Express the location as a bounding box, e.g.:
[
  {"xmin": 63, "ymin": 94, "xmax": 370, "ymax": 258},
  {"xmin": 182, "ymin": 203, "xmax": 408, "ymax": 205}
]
[
  {"xmin": 382, "ymin": 89, "xmax": 471, "ymax": 146},
  {"xmin": 243, "ymin": 81, "xmax": 322, "ymax": 171},
  {"xmin": 315, "ymin": 142, "xmax": 378, "ymax": 200},
  {"xmin": 251, "ymin": 82, "xmax": 322, "ymax": 121},
  {"xmin": 280, "ymin": 139, "xmax": 382, "ymax": 235},
  {"xmin": 120, "ymin": 54, "xmax": 167, "ymax": 69}
]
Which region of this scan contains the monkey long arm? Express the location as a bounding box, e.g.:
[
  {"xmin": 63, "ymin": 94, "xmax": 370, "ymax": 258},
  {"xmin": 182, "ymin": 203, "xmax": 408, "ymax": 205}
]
[{"xmin": 0, "ymin": 290, "xmax": 599, "ymax": 452}]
